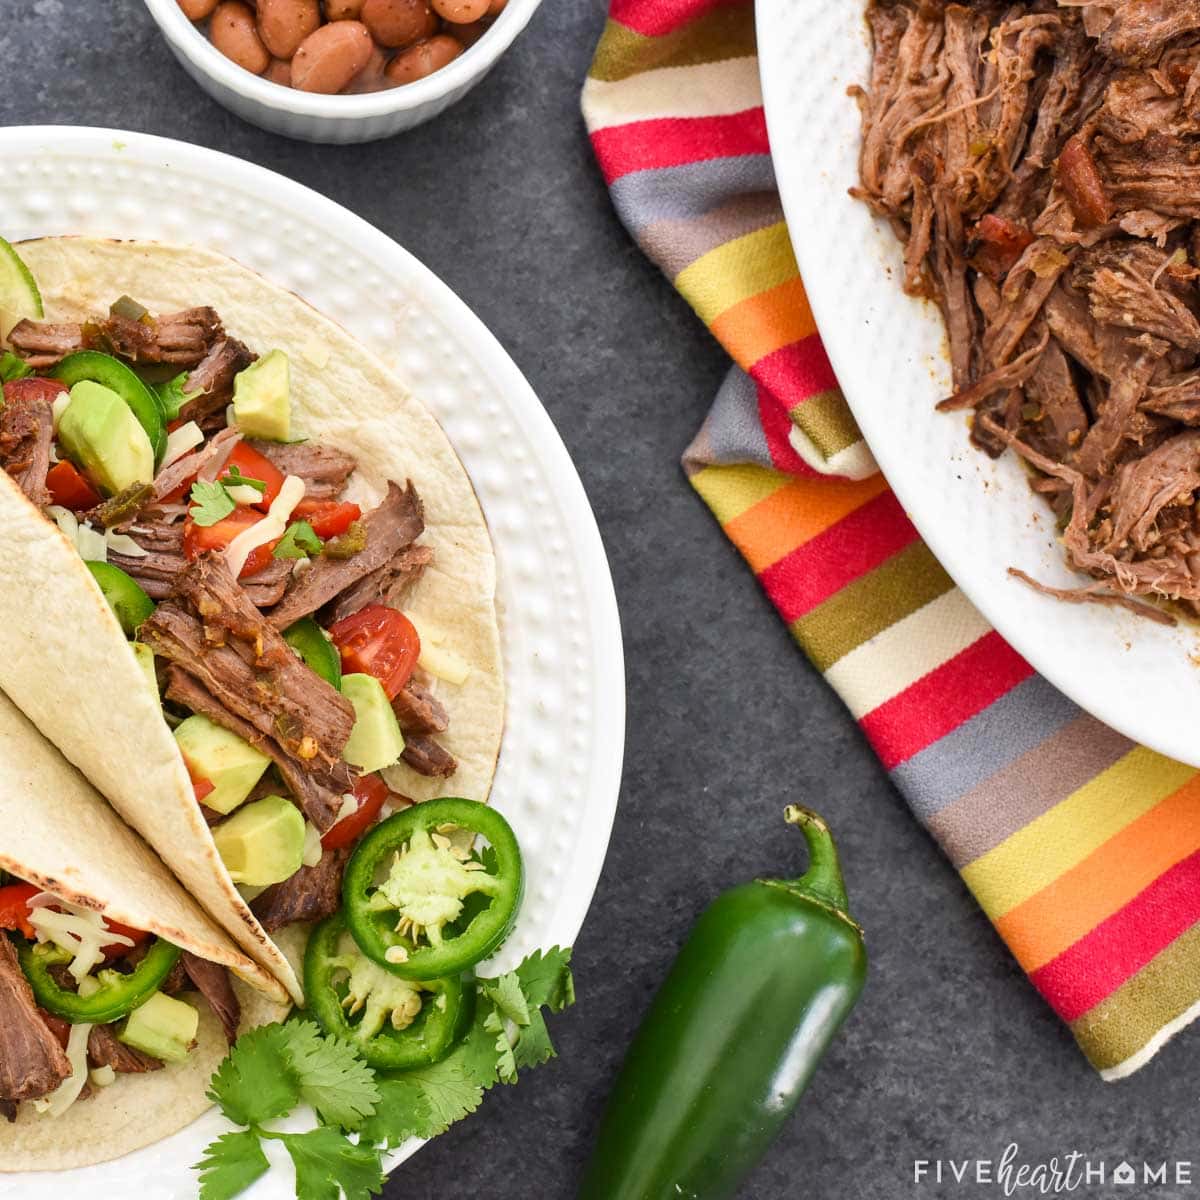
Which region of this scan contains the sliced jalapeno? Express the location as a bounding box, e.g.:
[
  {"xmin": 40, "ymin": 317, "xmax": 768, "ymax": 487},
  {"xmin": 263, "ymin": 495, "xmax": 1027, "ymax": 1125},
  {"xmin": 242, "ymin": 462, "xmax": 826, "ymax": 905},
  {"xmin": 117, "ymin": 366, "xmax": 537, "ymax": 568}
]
[
  {"xmin": 305, "ymin": 912, "xmax": 472, "ymax": 1070},
  {"xmin": 343, "ymin": 798, "xmax": 523, "ymax": 980},
  {"xmin": 86, "ymin": 561, "xmax": 155, "ymax": 635},
  {"xmin": 283, "ymin": 618, "xmax": 342, "ymax": 690}
]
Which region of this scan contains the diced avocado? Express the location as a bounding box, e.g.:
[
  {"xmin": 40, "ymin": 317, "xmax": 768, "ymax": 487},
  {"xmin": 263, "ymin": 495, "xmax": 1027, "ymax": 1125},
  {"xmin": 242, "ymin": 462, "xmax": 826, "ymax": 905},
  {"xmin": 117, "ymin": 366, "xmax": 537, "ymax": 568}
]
[
  {"xmin": 175, "ymin": 715, "xmax": 270, "ymax": 816},
  {"xmin": 341, "ymin": 673, "xmax": 406, "ymax": 774},
  {"xmin": 131, "ymin": 642, "xmax": 159, "ymax": 706},
  {"xmin": 119, "ymin": 992, "xmax": 199, "ymax": 1064},
  {"xmin": 232, "ymin": 349, "xmax": 291, "ymax": 441},
  {"xmin": 212, "ymin": 795, "xmax": 305, "ymax": 887},
  {"xmin": 56, "ymin": 380, "xmax": 154, "ymax": 496}
]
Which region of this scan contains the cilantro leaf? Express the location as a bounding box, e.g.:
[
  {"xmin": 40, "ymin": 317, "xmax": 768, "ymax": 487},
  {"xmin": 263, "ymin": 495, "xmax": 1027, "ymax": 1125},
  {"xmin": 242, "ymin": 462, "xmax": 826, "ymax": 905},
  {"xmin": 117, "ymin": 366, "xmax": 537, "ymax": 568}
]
[
  {"xmin": 274, "ymin": 520, "xmax": 322, "ymax": 560},
  {"xmin": 398, "ymin": 1054, "xmax": 484, "ymax": 1136},
  {"xmin": 512, "ymin": 1009, "xmax": 557, "ymax": 1072},
  {"xmin": 0, "ymin": 351, "xmax": 31, "ymax": 383},
  {"xmin": 195, "ymin": 1129, "xmax": 271, "ymax": 1200},
  {"xmin": 516, "ymin": 947, "xmax": 575, "ymax": 1012},
  {"xmin": 189, "ymin": 480, "xmax": 236, "ymax": 527},
  {"xmin": 455, "ymin": 1001, "xmax": 507, "ymax": 1089},
  {"xmin": 278, "ymin": 1128, "xmax": 384, "ymax": 1200},
  {"xmin": 356, "ymin": 1078, "xmax": 435, "ymax": 1149},
  {"xmin": 483, "ymin": 972, "xmax": 530, "ymax": 1027},
  {"xmin": 153, "ymin": 372, "xmax": 197, "ymax": 421},
  {"xmin": 221, "ymin": 469, "xmax": 267, "ymax": 494},
  {"xmin": 207, "ymin": 1023, "xmax": 300, "ymax": 1127},
  {"xmin": 283, "ymin": 1021, "xmax": 380, "ymax": 1131}
]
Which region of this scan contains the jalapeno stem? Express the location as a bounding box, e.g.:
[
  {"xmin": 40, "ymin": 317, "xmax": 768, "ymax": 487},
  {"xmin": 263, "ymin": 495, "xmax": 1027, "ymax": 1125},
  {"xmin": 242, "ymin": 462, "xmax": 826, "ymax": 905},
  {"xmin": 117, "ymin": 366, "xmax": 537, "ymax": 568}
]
[{"xmin": 781, "ymin": 805, "xmax": 851, "ymax": 915}]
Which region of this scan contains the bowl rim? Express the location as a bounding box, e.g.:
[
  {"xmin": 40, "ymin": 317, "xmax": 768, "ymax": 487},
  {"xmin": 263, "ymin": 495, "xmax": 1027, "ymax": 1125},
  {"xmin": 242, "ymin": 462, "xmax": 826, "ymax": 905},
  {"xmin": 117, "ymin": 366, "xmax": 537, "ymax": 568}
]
[{"xmin": 142, "ymin": 0, "xmax": 542, "ymax": 119}]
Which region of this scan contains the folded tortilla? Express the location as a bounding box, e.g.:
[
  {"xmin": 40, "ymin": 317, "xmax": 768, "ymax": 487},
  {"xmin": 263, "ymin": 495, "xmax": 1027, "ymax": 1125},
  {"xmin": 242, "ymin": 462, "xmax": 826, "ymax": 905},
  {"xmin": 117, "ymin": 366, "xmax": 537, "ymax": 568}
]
[
  {"xmin": 0, "ymin": 688, "xmax": 288, "ymax": 1170},
  {"xmin": 0, "ymin": 238, "xmax": 505, "ymax": 1006}
]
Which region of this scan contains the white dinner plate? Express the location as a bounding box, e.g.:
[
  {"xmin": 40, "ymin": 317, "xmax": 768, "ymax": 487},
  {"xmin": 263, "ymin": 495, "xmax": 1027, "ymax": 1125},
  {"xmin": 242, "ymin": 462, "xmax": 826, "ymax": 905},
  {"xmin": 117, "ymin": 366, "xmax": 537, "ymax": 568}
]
[
  {"xmin": 0, "ymin": 127, "xmax": 624, "ymax": 1198},
  {"xmin": 757, "ymin": 2, "xmax": 1200, "ymax": 767}
]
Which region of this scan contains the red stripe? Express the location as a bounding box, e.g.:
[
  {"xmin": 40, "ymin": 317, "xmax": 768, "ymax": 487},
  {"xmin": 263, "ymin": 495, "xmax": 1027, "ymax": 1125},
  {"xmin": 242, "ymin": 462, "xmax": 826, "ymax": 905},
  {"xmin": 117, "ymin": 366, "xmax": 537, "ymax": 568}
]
[
  {"xmin": 750, "ymin": 336, "xmax": 839, "ymax": 411},
  {"xmin": 1031, "ymin": 848, "xmax": 1200, "ymax": 1022},
  {"xmin": 608, "ymin": 0, "xmax": 748, "ymax": 37},
  {"xmin": 757, "ymin": 384, "xmax": 815, "ymax": 476},
  {"xmin": 590, "ymin": 109, "xmax": 770, "ymax": 185},
  {"xmin": 860, "ymin": 633, "xmax": 1033, "ymax": 770},
  {"xmin": 759, "ymin": 490, "xmax": 918, "ymax": 622}
]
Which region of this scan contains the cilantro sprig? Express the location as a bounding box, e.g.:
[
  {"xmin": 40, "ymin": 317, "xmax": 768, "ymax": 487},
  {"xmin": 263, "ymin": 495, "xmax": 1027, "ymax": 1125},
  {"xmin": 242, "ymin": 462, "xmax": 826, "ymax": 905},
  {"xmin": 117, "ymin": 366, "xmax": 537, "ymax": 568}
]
[
  {"xmin": 196, "ymin": 949, "xmax": 575, "ymax": 1200},
  {"xmin": 274, "ymin": 520, "xmax": 323, "ymax": 560},
  {"xmin": 189, "ymin": 480, "xmax": 237, "ymax": 527},
  {"xmin": 221, "ymin": 469, "xmax": 267, "ymax": 494}
]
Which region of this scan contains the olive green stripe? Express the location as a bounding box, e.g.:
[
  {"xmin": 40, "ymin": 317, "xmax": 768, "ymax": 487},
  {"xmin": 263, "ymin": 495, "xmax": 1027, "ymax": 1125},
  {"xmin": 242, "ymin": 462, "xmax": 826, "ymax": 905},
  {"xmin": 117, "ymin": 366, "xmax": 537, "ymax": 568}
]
[
  {"xmin": 793, "ymin": 389, "xmax": 863, "ymax": 460},
  {"xmin": 792, "ymin": 541, "xmax": 954, "ymax": 672},
  {"xmin": 1072, "ymin": 922, "xmax": 1200, "ymax": 1071},
  {"xmin": 589, "ymin": 8, "xmax": 758, "ymax": 83}
]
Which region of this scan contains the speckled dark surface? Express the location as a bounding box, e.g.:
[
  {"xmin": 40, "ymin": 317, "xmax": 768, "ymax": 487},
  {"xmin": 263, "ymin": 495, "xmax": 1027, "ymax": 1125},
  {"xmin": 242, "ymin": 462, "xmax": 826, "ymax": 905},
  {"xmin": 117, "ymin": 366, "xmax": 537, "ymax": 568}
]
[{"xmin": 4, "ymin": 2, "xmax": 1200, "ymax": 1198}]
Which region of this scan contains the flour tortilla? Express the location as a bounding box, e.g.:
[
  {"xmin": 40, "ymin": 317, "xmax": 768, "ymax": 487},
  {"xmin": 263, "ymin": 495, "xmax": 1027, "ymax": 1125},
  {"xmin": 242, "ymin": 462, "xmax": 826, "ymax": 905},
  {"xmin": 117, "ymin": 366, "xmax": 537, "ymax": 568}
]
[
  {"xmin": 0, "ymin": 688, "xmax": 288, "ymax": 1171},
  {"xmin": 0, "ymin": 237, "xmax": 505, "ymax": 1006}
]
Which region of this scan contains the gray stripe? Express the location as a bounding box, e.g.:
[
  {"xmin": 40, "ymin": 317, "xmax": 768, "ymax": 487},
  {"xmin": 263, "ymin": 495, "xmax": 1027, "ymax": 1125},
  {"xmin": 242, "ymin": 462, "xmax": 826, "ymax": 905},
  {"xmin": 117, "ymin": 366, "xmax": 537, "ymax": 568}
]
[
  {"xmin": 706, "ymin": 367, "xmax": 772, "ymax": 467},
  {"xmin": 609, "ymin": 155, "xmax": 779, "ymax": 232},
  {"xmin": 895, "ymin": 674, "xmax": 1081, "ymax": 823}
]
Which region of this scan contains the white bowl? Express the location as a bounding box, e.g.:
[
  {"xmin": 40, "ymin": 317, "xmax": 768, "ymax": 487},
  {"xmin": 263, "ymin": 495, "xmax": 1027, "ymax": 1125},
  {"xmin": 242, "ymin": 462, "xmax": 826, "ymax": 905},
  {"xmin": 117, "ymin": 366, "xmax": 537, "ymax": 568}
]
[{"xmin": 142, "ymin": 0, "xmax": 543, "ymax": 143}]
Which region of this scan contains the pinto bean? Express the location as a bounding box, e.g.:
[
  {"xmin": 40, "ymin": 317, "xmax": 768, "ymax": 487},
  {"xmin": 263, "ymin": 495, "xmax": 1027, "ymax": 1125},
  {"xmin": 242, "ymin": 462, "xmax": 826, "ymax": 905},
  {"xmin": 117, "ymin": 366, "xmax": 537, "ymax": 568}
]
[
  {"xmin": 257, "ymin": 0, "xmax": 321, "ymax": 58},
  {"xmin": 178, "ymin": 0, "xmax": 220, "ymax": 18},
  {"xmin": 346, "ymin": 42, "xmax": 390, "ymax": 91},
  {"xmin": 265, "ymin": 57, "xmax": 293, "ymax": 86},
  {"xmin": 384, "ymin": 33, "xmax": 462, "ymax": 84},
  {"xmin": 452, "ymin": 18, "xmax": 488, "ymax": 46},
  {"xmin": 486, "ymin": 0, "xmax": 506, "ymax": 12},
  {"xmin": 361, "ymin": 0, "xmax": 438, "ymax": 48},
  {"xmin": 431, "ymin": 0, "xmax": 486, "ymax": 23},
  {"xmin": 290, "ymin": 21, "xmax": 374, "ymax": 92},
  {"xmin": 324, "ymin": 0, "xmax": 365, "ymax": 16},
  {"xmin": 209, "ymin": 2, "xmax": 271, "ymax": 75}
]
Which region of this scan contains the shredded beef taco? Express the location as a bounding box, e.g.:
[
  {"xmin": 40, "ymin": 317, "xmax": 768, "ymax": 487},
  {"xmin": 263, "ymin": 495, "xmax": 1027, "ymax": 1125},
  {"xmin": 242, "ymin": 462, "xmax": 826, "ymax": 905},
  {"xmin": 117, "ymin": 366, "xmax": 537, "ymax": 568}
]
[
  {"xmin": 0, "ymin": 238, "xmax": 505, "ymax": 1006},
  {"xmin": 0, "ymin": 687, "xmax": 287, "ymax": 1170}
]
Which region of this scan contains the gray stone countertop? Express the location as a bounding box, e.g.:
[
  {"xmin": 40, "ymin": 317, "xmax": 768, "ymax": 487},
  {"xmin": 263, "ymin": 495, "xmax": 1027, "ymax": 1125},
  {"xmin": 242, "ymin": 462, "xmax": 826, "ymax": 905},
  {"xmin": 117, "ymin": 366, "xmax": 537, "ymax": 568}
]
[{"xmin": 2, "ymin": 2, "xmax": 1196, "ymax": 1197}]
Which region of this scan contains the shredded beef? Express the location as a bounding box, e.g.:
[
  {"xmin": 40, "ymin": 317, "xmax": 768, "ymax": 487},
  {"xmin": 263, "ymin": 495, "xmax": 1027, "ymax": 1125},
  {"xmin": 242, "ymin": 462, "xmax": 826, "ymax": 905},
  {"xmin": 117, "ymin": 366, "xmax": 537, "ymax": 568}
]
[
  {"xmin": 268, "ymin": 482, "xmax": 425, "ymax": 629},
  {"xmin": 250, "ymin": 847, "xmax": 351, "ymax": 934},
  {"xmin": 0, "ymin": 935, "xmax": 71, "ymax": 1104},
  {"xmin": 249, "ymin": 441, "xmax": 357, "ymax": 501},
  {"xmin": 178, "ymin": 339, "xmax": 256, "ymax": 425},
  {"xmin": 391, "ymin": 677, "xmax": 448, "ymax": 736},
  {"xmin": 401, "ymin": 734, "xmax": 458, "ymax": 778},
  {"xmin": 96, "ymin": 307, "xmax": 223, "ymax": 367},
  {"xmin": 323, "ymin": 544, "xmax": 433, "ymax": 624},
  {"xmin": 8, "ymin": 320, "xmax": 86, "ymax": 368},
  {"xmin": 182, "ymin": 953, "xmax": 240, "ymax": 1045},
  {"xmin": 0, "ymin": 384, "xmax": 53, "ymax": 507},
  {"xmin": 87, "ymin": 1024, "xmax": 163, "ymax": 1073},
  {"xmin": 855, "ymin": 1, "xmax": 1200, "ymax": 614}
]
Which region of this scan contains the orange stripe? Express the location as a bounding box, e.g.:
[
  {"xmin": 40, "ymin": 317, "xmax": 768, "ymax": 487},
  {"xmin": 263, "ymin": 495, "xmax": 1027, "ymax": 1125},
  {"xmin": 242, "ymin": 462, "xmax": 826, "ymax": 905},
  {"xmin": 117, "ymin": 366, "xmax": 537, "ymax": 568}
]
[
  {"xmin": 709, "ymin": 276, "xmax": 816, "ymax": 369},
  {"xmin": 724, "ymin": 471, "xmax": 889, "ymax": 573},
  {"xmin": 997, "ymin": 774, "xmax": 1200, "ymax": 973}
]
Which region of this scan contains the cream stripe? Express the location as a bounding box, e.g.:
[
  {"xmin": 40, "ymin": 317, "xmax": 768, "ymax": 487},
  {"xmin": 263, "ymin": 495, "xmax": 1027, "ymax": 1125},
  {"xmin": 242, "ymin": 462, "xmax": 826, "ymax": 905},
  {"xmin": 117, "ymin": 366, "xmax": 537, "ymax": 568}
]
[
  {"xmin": 581, "ymin": 56, "xmax": 763, "ymax": 134},
  {"xmin": 825, "ymin": 587, "xmax": 989, "ymax": 719},
  {"xmin": 788, "ymin": 424, "xmax": 877, "ymax": 479}
]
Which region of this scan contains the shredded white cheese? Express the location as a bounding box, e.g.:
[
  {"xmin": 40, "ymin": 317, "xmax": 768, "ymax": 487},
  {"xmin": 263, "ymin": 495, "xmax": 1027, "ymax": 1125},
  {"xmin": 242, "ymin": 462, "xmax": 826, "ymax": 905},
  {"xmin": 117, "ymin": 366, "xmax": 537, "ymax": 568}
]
[
  {"xmin": 405, "ymin": 613, "xmax": 472, "ymax": 685},
  {"xmin": 301, "ymin": 336, "xmax": 331, "ymax": 369},
  {"xmin": 105, "ymin": 529, "xmax": 147, "ymax": 558},
  {"xmin": 51, "ymin": 391, "xmax": 71, "ymax": 431},
  {"xmin": 302, "ymin": 821, "xmax": 324, "ymax": 869},
  {"xmin": 335, "ymin": 793, "xmax": 359, "ymax": 824},
  {"xmin": 46, "ymin": 504, "xmax": 78, "ymax": 542},
  {"xmin": 27, "ymin": 896, "xmax": 133, "ymax": 983},
  {"xmin": 159, "ymin": 420, "xmax": 204, "ymax": 470},
  {"xmin": 89, "ymin": 1065, "xmax": 116, "ymax": 1089},
  {"xmin": 226, "ymin": 484, "xmax": 263, "ymax": 506},
  {"xmin": 34, "ymin": 1022, "xmax": 92, "ymax": 1118},
  {"xmin": 47, "ymin": 507, "xmax": 108, "ymax": 564},
  {"xmin": 224, "ymin": 473, "xmax": 305, "ymax": 579}
]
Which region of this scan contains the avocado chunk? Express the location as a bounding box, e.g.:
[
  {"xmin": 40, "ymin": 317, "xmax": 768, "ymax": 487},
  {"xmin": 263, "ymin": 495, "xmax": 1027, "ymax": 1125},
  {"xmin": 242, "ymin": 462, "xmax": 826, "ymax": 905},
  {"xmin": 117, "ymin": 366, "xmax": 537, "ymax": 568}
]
[
  {"xmin": 131, "ymin": 642, "xmax": 159, "ymax": 706},
  {"xmin": 342, "ymin": 673, "xmax": 406, "ymax": 774},
  {"xmin": 232, "ymin": 349, "xmax": 291, "ymax": 441},
  {"xmin": 120, "ymin": 992, "xmax": 199, "ymax": 1064},
  {"xmin": 175, "ymin": 714, "xmax": 271, "ymax": 815},
  {"xmin": 212, "ymin": 795, "xmax": 305, "ymax": 886},
  {"xmin": 56, "ymin": 380, "xmax": 155, "ymax": 497}
]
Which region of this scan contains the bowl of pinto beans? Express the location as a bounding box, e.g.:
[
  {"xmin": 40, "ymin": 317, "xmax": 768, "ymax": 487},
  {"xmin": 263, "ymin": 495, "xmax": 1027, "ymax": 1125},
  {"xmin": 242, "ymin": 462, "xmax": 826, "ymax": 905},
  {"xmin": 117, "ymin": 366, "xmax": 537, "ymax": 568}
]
[{"xmin": 143, "ymin": 0, "xmax": 540, "ymax": 143}]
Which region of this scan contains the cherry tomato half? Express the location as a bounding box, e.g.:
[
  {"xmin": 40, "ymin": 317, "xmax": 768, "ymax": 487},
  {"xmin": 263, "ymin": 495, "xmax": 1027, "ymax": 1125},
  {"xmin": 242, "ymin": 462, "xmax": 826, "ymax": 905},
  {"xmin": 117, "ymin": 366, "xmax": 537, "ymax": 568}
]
[
  {"xmin": 4, "ymin": 377, "xmax": 67, "ymax": 407},
  {"xmin": 46, "ymin": 460, "xmax": 102, "ymax": 511},
  {"xmin": 0, "ymin": 882, "xmax": 39, "ymax": 938},
  {"xmin": 102, "ymin": 920, "xmax": 151, "ymax": 961},
  {"xmin": 327, "ymin": 605, "xmax": 420, "ymax": 700},
  {"xmin": 183, "ymin": 509, "xmax": 278, "ymax": 578},
  {"xmin": 321, "ymin": 772, "xmax": 391, "ymax": 851},
  {"xmin": 294, "ymin": 499, "xmax": 361, "ymax": 539},
  {"xmin": 221, "ymin": 442, "xmax": 285, "ymax": 509}
]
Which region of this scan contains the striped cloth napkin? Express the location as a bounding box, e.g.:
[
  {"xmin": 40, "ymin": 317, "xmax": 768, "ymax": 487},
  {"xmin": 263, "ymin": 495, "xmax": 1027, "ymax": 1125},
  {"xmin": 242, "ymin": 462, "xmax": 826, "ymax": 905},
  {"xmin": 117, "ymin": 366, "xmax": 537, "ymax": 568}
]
[{"xmin": 582, "ymin": 0, "xmax": 1200, "ymax": 1080}]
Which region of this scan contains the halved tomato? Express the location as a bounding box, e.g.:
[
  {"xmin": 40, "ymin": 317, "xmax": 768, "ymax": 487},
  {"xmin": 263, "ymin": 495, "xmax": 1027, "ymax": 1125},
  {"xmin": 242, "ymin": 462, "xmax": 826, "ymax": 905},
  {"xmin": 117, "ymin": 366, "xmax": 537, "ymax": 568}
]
[
  {"xmin": 321, "ymin": 773, "xmax": 391, "ymax": 851},
  {"xmin": 4, "ymin": 377, "xmax": 67, "ymax": 407},
  {"xmin": 46, "ymin": 460, "xmax": 101, "ymax": 510},
  {"xmin": 183, "ymin": 509, "xmax": 278, "ymax": 578},
  {"xmin": 0, "ymin": 882, "xmax": 38, "ymax": 938},
  {"xmin": 294, "ymin": 499, "xmax": 361, "ymax": 539},
  {"xmin": 327, "ymin": 605, "xmax": 420, "ymax": 700},
  {"xmin": 221, "ymin": 441, "xmax": 285, "ymax": 509}
]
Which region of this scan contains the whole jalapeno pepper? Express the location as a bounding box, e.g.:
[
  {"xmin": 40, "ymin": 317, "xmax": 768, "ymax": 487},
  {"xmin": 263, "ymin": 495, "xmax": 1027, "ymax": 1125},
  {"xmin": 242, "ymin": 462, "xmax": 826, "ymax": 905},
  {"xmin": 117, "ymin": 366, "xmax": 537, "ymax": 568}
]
[
  {"xmin": 305, "ymin": 912, "xmax": 473, "ymax": 1070},
  {"xmin": 342, "ymin": 797, "xmax": 523, "ymax": 980},
  {"xmin": 19, "ymin": 936, "xmax": 182, "ymax": 1024},
  {"xmin": 578, "ymin": 806, "xmax": 867, "ymax": 1200}
]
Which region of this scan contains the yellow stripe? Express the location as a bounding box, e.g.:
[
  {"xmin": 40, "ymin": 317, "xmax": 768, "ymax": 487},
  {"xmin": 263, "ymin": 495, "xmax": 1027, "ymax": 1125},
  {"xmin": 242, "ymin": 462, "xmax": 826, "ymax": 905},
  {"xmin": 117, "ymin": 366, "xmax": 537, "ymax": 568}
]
[
  {"xmin": 962, "ymin": 748, "xmax": 1194, "ymax": 919},
  {"xmin": 689, "ymin": 462, "xmax": 790, "ymax": 526},
  {"xmin": 675, "ymin": 223, "xmax": 798, "ymax": 326}
]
